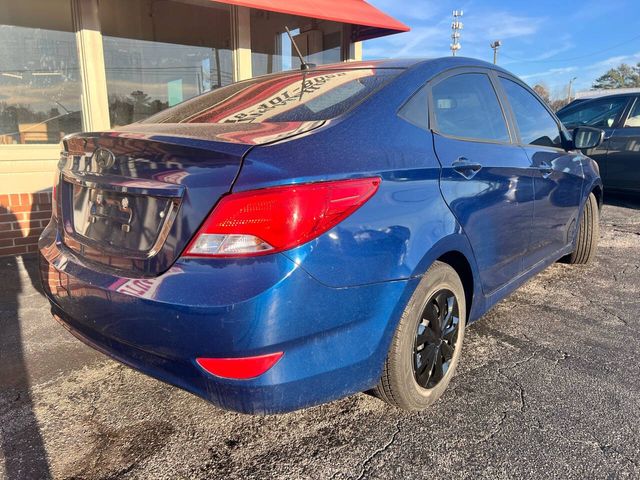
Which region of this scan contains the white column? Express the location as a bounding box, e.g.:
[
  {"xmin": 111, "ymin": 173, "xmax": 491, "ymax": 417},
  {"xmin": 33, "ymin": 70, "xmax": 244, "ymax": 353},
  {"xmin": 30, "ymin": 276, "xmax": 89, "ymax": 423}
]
[
  {"xmin": 352, "ymin": 41, "xmax": 363, "ymax": 61},
  {"xmin": 71, "ymin": 0, "xmax": 110, "ymax": 131},
  {"xmin": 230, "ymin": 6, "xmax": 252, "ymax": 81},
  {"xmin": 343, "ymin": 25, "xmax": 362, "ymax": 62}
]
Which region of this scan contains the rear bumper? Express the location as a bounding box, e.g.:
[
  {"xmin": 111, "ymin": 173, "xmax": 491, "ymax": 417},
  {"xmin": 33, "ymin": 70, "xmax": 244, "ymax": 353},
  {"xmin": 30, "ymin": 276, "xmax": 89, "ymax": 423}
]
[{"xmin": 39, "ymin": 221, "xmax": 412, "ymax": 414}]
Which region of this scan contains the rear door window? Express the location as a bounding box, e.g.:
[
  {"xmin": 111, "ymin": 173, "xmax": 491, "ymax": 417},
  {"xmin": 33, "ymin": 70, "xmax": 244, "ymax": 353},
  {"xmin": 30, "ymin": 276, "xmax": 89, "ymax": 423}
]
[
  {"xmin": 499, "ymin": 77, "xmax": 562, "ymax": 148},
  {"xmin": 141, "ymin": 68, "xmax": 404, "ymax": 124},
  {"xmin": 557, "ymin": 96, "xmax": 628, "ymax": 128},
  {"xmin": 431, "ymin": 73, "xmax": 510, "ymax": 143},
  {"xmin": 398, "ymin": 85, "xmax": 429, "ymax": 130}
]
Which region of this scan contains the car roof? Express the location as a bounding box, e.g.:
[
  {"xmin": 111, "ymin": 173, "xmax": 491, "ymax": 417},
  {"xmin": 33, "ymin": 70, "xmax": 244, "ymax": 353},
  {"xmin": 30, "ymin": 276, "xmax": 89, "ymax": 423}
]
[
  {"xmin": 578, "ymin": 92, "xmax": 638, "ymax": 100},
  {"xmin": 324, "ymin": 57, "xmax": 508, "ymax": 72},
  {"xmin": 567, "ymin": 92, "xmax": 640, "ymax": 109}
]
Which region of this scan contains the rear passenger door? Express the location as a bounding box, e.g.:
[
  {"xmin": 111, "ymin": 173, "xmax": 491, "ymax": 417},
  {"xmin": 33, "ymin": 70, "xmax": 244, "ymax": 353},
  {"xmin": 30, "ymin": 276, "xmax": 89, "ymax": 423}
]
[
  {"xmin": 497, "ymin": 76, "xmax": 583, "ymax": 268},
  {"xmin": 429, "ymin": 70, "xmax": 535, "ymax": 295},
  {"xmin": 605, "ymin": 97, "xmax": 640, "ymax": 193}
]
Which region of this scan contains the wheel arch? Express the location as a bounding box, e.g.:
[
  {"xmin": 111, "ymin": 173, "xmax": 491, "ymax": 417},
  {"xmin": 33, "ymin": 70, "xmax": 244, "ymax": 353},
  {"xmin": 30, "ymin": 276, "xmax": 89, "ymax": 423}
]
[
  {"xmin": 591, "ymin": 184, "xmax": 603, "ymax": 210},
  {"xmin": 437, "ymin": 251, "xmax": 475, "ymax": 323},
  {"xmin": 409, "ymin": 232, "xmax": 485, "ymax": 323}
]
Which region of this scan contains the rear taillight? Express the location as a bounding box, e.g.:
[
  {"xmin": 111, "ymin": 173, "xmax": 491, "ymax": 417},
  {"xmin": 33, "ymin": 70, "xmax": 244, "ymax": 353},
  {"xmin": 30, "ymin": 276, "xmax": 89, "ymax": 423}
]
[{"xmin": 185, "ymin": 177, "xmax": 380, "ymax": 257}]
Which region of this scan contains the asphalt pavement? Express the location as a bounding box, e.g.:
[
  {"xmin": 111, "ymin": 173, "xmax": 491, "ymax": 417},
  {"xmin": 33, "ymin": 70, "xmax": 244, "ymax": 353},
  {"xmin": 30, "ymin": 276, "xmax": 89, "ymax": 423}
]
[{"xmin": 1, "ymin": 195, "xmax": 639, "ymax": 480}]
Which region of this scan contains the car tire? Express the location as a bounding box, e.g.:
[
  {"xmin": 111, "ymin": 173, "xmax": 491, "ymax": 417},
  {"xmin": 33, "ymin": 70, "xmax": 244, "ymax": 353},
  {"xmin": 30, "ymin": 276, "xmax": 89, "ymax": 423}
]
[
  {"xmin": 567, "ymin": 192, "xmax": 599, "ymax": 265},
  {"xmin": 374, "ymin": 261, "xmax": 466, "ymax": 410}
]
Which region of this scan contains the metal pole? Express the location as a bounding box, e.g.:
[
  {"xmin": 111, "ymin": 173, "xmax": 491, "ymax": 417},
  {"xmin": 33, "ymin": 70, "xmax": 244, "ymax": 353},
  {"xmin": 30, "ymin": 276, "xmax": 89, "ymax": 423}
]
[
  {"xmin": 450, "ymin": 10, "xmax": 463, "ymax": 56},
  {"xmin": 490, "ymin": 41, "xmax": 502, "ymax": 65},
  {"xmin": 567, "ymin": 77, "xmax": 577, "ymax": 102}
]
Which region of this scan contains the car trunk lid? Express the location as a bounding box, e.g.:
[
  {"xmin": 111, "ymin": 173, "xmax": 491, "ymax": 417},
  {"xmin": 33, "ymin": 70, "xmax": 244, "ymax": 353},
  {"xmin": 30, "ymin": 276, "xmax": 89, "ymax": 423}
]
[{"xmin": 57, "ymin": 123, "xmax": 321, "ymax": 276}]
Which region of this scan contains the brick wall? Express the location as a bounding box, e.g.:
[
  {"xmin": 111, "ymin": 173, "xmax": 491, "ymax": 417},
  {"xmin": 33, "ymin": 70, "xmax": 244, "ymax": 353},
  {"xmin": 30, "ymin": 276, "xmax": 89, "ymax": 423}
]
[{"xmin": 0, "ymin": 192, "xmax": 52, "ymax": 257}]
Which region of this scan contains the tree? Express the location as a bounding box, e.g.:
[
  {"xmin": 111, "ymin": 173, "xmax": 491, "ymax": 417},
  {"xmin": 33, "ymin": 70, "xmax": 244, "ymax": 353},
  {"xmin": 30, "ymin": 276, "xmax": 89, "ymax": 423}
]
[
  {"xmin": 550, "ymin": 98, "xmax": 570, "ymax": 112},
  {"xmin": 129, "ymin": 90, "xmax": 151, "ymax": 111},
  {"xmin": 533, "ymin": 84, "xmax": 550, "ymax": 104},
  {"xmin": 592, "ymin": 63, "xmax": 640, "ymax": 89}
]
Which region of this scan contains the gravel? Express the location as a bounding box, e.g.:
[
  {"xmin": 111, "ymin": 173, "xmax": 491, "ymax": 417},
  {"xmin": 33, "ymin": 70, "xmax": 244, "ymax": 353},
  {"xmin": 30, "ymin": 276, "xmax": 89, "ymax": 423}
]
[{"xmin": 1, "ymin": 195, "xmax": 639, "ymax": 480}]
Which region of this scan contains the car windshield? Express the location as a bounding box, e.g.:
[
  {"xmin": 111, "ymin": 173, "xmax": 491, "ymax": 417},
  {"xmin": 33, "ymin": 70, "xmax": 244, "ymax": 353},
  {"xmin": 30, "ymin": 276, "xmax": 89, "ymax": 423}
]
[{"xmin": 140, "ymin": 67, "xmax": 404, "ymax": 125}]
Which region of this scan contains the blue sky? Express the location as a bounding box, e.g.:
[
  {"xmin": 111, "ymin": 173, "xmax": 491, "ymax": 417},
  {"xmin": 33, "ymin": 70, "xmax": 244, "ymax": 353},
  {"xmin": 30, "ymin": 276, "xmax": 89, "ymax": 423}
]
[{"xmin": 365, "ymin": 0, "xmax": 640, "ymax": 99}]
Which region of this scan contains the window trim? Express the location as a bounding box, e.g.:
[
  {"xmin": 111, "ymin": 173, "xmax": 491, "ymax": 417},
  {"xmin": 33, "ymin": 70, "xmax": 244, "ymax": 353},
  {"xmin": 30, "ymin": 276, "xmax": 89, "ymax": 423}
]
[
  {"xmin": 426, "ymin": 67, "xmax": 516, "ymax": 146},
  {"xmin": 494, "ymin": 72, "xmax": 567, "ymax": 153}
]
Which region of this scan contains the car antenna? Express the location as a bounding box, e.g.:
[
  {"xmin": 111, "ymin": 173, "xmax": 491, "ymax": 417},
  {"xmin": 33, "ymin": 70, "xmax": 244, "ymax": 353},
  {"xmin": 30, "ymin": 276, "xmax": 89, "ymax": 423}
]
[{"xmin": 285, "ymin": 26, "xmax": 316, "ymax": 71}]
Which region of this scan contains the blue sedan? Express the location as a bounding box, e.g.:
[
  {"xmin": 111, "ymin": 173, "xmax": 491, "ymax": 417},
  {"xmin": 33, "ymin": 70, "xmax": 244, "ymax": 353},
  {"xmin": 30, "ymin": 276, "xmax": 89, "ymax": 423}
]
[{"xmin": 40, "ymin": 58, "xmax": 604, "ymax": 413}]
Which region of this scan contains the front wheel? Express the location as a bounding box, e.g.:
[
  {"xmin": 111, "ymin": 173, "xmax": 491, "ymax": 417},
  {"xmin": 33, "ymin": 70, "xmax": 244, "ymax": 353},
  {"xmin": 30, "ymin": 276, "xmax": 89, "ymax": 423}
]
[
  {"xmin": 566, "ymin": 192, "xmax": 599, "ymax": 264},
  {"xmin": 374, "ymin": 261, "xmax": 466, "ymax": 410}
]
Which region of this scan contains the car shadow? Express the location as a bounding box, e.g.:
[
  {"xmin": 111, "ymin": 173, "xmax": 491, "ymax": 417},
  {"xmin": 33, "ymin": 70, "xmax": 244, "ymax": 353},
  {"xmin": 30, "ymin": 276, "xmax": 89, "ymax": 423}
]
[
  {"xmin": 0, "ymin": 205, "xmax": 52, "ymax": 479},
  {"xmin": 604, "ymin": 191, "xmax": 640, "ymax": 210}
]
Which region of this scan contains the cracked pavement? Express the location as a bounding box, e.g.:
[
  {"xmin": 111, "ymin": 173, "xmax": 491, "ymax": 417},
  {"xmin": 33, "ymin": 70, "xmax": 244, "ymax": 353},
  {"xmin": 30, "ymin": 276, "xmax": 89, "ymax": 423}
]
[{"xmin": 1, "ymin": 195, "xmax": 639, "ymax": 479}]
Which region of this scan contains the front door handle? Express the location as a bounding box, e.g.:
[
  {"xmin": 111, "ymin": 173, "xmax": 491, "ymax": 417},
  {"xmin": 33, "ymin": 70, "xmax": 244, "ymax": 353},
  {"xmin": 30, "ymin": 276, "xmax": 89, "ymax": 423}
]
[
  {"xmin": 537, "ymin": 161, "xmax": 553, "ymax": 178},
  {"xmin": 452, "ymin": 157, "xmax": 483, "ymax": 179}
]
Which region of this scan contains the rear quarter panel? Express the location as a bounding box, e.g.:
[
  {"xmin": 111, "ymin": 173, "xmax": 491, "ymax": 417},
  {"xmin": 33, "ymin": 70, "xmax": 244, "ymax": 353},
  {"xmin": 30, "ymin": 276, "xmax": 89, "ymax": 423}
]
[{"xmin": 232, "ymin": 70, "xmax": 473, "ymax": 286}]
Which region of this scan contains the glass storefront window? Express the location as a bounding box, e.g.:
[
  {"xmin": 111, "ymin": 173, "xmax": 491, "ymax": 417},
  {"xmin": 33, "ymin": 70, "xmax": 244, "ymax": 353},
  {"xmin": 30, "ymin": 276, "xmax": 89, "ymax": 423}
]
[
  {"xmin": 100, "ymin": 0, "xmax": 232, "ymax": 127},
  {"xmin": 0, "ymin": 25, "xmax": 82, "ymax": 144},
  {"xmin": 251, "ymin": 12, "xmax": 344, "ymax": 76},
  {"xmin": 103, "ymin": 37, "xmax": 232, "ymax": 126}
]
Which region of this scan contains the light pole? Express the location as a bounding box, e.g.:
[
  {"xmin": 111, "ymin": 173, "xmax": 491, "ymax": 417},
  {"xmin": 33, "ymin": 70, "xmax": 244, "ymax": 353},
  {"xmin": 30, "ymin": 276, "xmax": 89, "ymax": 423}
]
[
  {"xmin": 451, "ymin": 10, "xmax": 463, "ymax": 56},
  {"xmin": 567, "ymin": 77, "xmax": 577, "ymax": 103},
  {"xmin": 490, "ymin": 40, "xmax": 502, "ymax": 65}
]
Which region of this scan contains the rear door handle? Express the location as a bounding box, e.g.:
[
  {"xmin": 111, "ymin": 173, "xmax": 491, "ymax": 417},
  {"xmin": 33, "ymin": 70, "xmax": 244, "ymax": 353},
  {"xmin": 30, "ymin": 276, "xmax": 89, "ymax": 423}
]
[{"xmin": 452, "ymin": 157, "xmax": 483, "ymax": 179}]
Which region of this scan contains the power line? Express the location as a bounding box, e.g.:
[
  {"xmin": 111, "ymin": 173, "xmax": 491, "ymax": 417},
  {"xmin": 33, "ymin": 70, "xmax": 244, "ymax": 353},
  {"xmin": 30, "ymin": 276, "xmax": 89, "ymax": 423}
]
[{"xmin": 501, "ymin": 33, "xmax": 640, "ymax": 64}]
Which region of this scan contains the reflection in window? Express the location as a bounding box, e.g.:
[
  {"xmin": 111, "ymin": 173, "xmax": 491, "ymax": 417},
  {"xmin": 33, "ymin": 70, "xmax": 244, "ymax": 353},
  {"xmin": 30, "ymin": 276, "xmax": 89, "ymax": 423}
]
[
  {"xmin": 103, "ymin": 37, "xmax": 232, "ymax": 127},
  {"xmin": 432, "ymin": 73, "xmax": 510, "ymax": 143},
  {"xmin": 499, "ymin": 78, "xmax": 561, "ymax": 148},
  {"xmin": 251, "ymin": 11, "xmax": 343, "ymax": 76},
  {"xmin": 0, "ymin": 25, "xmax": 82, "ymax": 144},
  {"xmin": 99, "ymin": 0, "xmax": 233, "ymax": 127},
  {"xmin": 142, "ymin": 68, "xmax": 403, "ymax": 124}
]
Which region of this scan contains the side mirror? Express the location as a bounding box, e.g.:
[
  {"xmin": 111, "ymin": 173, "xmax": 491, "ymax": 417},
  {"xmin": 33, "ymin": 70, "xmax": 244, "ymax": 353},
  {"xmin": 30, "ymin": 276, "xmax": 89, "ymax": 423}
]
[{"xmin": 572, "ymin": 126, "xmax": 605, "ymax": 150}]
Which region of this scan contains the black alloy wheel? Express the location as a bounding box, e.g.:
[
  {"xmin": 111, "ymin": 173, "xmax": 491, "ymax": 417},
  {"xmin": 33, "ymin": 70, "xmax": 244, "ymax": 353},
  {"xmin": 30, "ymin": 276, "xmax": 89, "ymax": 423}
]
[
  {"xmin": 413, "ymin": 289, "xmax": 460, "ymax": 389},
  {"xmin": 375, "ymin": 260, "xmax": 466, "ymax": 410}
]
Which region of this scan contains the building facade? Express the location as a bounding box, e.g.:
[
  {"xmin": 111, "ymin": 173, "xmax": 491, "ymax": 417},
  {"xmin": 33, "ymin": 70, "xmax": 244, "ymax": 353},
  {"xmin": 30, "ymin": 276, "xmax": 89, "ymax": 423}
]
[{"xmin": 0, "ymin": 0, "xmax": 407, "ymax": 256}]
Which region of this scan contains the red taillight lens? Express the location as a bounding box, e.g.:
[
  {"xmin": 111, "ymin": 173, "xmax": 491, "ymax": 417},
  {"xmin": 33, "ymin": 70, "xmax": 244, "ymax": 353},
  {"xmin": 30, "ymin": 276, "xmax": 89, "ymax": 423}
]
[
  {"xmin": 196, "ymin": 352, "xmax": 284, "ymax": 379},
  {"xmin": 185, "ymin": 177, "xmax": 380, "ymax": 257}
]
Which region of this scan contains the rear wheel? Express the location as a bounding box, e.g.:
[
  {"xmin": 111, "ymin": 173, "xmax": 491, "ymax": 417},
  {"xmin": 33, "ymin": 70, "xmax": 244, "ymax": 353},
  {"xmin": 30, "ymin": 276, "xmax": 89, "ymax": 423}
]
[
  {"xmin": 375, "ymin": 261, "xmax": 466, "ymax": 410},
  {"xmin": 567, "ymin": 192, "xmax": 599, "ymax": 264}
]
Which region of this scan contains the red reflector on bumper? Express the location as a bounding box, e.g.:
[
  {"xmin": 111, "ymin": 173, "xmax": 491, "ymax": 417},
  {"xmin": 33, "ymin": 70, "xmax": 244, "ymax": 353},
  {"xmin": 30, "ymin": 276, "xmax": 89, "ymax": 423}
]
[{"xmin": 196, "ymin": 352, "xmax": 284, "ymax": 379}]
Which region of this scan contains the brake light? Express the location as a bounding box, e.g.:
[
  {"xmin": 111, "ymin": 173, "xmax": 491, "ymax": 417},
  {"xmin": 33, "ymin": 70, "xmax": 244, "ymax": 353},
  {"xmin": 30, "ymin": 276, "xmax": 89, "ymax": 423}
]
[
  {"xmin": 185, "ymin": 177, "xmax": 380, "ymax": 257},
  {"xmin": 196, "ymin": 352, "xmax": 284, "ymax": 379}
]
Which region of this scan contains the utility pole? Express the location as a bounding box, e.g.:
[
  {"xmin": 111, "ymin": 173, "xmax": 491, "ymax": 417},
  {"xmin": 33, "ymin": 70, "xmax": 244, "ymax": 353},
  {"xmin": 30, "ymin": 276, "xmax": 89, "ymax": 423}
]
[
  {"xmin": 450, "ymin": 10, "xmax": 463, "ymax": 56},
  {"xmin": 567, "ymin": 76, "xmax": 577, "ymax": 103},
  {"xmin": 490, "ymin": 40, "xmax": 502, "ymax": 65}
]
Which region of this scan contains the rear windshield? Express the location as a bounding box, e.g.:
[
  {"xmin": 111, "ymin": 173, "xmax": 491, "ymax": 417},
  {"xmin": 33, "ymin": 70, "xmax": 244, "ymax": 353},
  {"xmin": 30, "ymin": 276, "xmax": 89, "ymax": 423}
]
[{"xmin": 141, "ymin": 68, "xmax": 404, "ymax": 125}]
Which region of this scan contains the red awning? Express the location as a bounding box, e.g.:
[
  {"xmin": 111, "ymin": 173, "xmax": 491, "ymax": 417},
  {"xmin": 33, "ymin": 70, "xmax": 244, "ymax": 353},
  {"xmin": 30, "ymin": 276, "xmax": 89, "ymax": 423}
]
[{"xmin": 213, "ymin": 0, "xmax": 409, "ymax": 41}]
